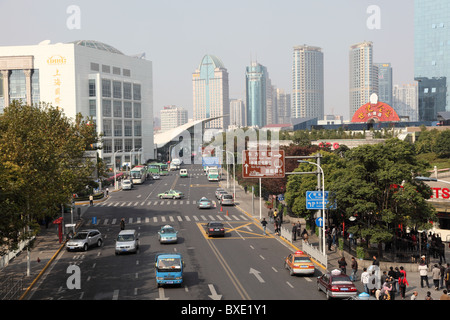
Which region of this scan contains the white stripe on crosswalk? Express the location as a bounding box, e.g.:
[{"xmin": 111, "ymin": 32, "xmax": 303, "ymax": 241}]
[
  {"xmin": 224, "ymin": 215, "xmax": 232, "ymax": 220},
  {"xmin": 200, "ymin": 215, "xmax": 207, "ymax": 221},
  {"xmin": 153, "ymin": 217, "xmax": 157, "ymax": 223},
  {"xmin": 216, "ymin": 215, "xmax": 223, "ymax": 221},
  {"xmin": 137, "ymin": 217, "xmax": 141, "ymax": 223},
  {"xmin": 184, "ymin": 216, "xmax": 191, "ymax": 221},
  {"xmin": 103, "ymin": 219, "xmax": 109, "ymax": 225},
  {"xmin": 145, "ymin": 217, "xmax": 149, "ymax": 223},
  {"xmin": 177, "ymin": 216, "xmax": 182, "ymax": 222},
  {"xmin": 232, "ymin": 215, "xmax": 240, "ymax": 220},
  {"xmin": 112, "ymin": 218, "xmax": 117, "ymax": 224},
  {"xmin": 129, "ymin": 217, "xmax": 133, "ymax": 224},
  {"xmin": 169, "ymin": 216, "xmax": 174, "ymax": 222},
  {"xmin": 193, "ymin": 216, "xmax": 199, "ymax": 221},
  {"xmin": 161, "ymin": 216, "xmax": 166, "ymax": 222}
]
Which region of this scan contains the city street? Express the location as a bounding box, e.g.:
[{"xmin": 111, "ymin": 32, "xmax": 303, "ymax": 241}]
[{"xmin": 25, "ymin": 164, "xmax": 324, "ymax": 300}]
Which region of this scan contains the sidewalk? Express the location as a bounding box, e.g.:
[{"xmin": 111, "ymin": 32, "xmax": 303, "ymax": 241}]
[{"xmin": 220, "ymin": 173, "xmax": 450, "ymax": 301}]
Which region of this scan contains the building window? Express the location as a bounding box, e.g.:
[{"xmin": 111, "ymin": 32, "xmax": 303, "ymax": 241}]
[
  {"xmin": 89, "ymin": 100, "xmax": 96, "ymax": 117},
  {"xmin": 103, "ymin": 120, "xmax": 112, "ymax": 137},
  {"xmin": 113, "ymin": 100, "xmax": 122, "ymax": 117},
  {"xmin": 114, "ymin": 120, "xmax": 122, "ymax": 136},
  {"xmin": 124, "ymin": 101, "xmax": 132, "ymax": 118},
  {"xmin": 102, "ymin": 65, "xmax": 111, "ymax": 73},
  {"xmin": 9, "ymin": 70, "xmax": 26, "ymax": 102},
  {"xmin": 123, "ymin": 69, "xmax": 131, "ymax": 77},
  {"xmin": 89, "ymin": 79, "xmax": 96, "ymax": 97},
  {"xmin": 124, "ymin": 120, "xmax": 132, "ymax": 136},
  {"xmin": 31, "ymin": 69, "xmax": 40, "ymax": 105},
  {"xmin": 133, "ymin": 83, "xmax": 141, "ymax": 101},
  {"xmin": 134, "ymin": 138, "xmax": 142, "ymax": 150},
  {"xmin": 113, "ymin": 67, "xmax": 121, "ymax": 75},
  {"xmin": 102, "ymin": 99, "xmax": 112, "ymax": 117},
  {"xmin": 90, "ymin": 63, "xmax": 100, "ymax": 72},
  {"xmin": 134, "ymin": 120, "xmax": 141, "ymax": 136},
  {"xmin": 114, "ymin": 139, "xmax": 122, "ymax": 152},
  {"xmin": 102, "ymin": 79, "xmax": 111, "ymax": 97},
  {"xmin": 124, "ymin": 138, "xmax": 133, "ymax": 152},
  {"xmin": 113, "ymin": 81, "xmax": 122, "ymax": 99},
  {"xmin": 123, "ymin": 82, "xmax": 132, "ymax": 100},
  {"xmin": 102, "ymin": 139, "xmax": 112, "ymax": 153},
  {"xmin": 134, "ymin": 102, "xmax": 141, "ymax": 118}
]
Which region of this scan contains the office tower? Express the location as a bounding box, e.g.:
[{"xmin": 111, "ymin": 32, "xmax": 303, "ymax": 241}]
[
  {"xmin": 274, "ymin": 88, "xmax": 291, "ymax": 124},
  {"xmin": 192, "ymin": 54, "xmax": 229, "ymax": 129},
  {"xmin": 349, "ymin": 41, "xmax": 379, "ymax": 119},
  {"xmin": 375, "ymin": 63, "xmax": 393, "ymax": 106},
  {"xmin": 414, "ymin": 0, "xmax": 450, "ymax": 121},
  {"xmin": 229, "ymin": 99, "xmax": 245, "ymax": 127},
  {"xmin": 292, "ymin": 45, "xmax": 324, "ymax": 120},
  {"xmin": 0, "ymin": 40, "xmax": 154, "ymax": 166},
  {"xmin": 160, "ymin": 105, "xmax": 188, "ymax": 132},
  {"xmin": 245, "ymin": 61, "xmax": 270, "ymax": 127},
  {"xmin": 393, "ymin": 83, "xmax": 419, "ymax": 121}
]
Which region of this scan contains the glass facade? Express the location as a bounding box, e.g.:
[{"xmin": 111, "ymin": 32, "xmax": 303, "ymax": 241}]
[
  {"xmin": 415, "ymin": 0, "xmax": 450, "ymax": 120},
  {"xmin": 246, "ymin": 62, "xmax": 268, "ymax": 127}
]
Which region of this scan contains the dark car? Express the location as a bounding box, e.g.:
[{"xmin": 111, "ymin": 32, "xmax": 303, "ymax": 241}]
[
  {"xmin": 317, "ymin": 269, "xmax": 357, "ymax": 300},
  {"xmin": 205, "ymin": 221, "xmax": 225, "ymax": 237}
]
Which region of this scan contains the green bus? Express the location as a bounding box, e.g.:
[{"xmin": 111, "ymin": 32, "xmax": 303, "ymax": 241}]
[{"xmin": 148, "ymin": 163, "xmax": 169, "ymax": 176}]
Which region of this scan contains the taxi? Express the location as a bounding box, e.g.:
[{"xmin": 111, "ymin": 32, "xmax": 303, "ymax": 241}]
[{"xmin": 284, "ymin": 250, "xmax": 315, "ymax": 276}]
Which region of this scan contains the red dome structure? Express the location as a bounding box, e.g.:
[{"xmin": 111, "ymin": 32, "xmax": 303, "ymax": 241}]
[{"xmin": 351, "ymin": 93, "xmax": 400, "ymax": 123}]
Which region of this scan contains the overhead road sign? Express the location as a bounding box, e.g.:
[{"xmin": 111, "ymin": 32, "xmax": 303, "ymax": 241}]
[{"xmin": 242, "ymin": 150, "xmax": 285, "ymax": 178}]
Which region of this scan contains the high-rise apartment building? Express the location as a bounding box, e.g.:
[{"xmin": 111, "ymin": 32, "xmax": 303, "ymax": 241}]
[
  {"xmin": 393, "ymin": 83, "xmax": 419, "ymax": 121},
  {"xmin": 349, "ymin": 41, "xmax": 379, "ymax": 119},
  {"xmin": 414, "ymin": 0, "xmax": 450, "ymax": 121},
  {"xmin": 160, "ymin": 105, "xmax": 188, "ymax": 132},
  {"xmin": 375, "ymin": 63, "xmax": 393, "ymax": 106},
  {"xmin": 292, "ymin": 45, "xmax": 324, "ymax": 120},
  {"xmin": 245, "ymin": 62, "xmax": 270, "ymax": 127},
  {"xmin": 0, "ymin": 40, "xmax": 154, "ymax": 166},
  {"xmin": 192, "ymin": 54, "xmax": 229, "ymax": 129},
  {"xmin": 229, "ymin": 99, "xmax": 245, "ymax": 127},
  {"xmin": 274, "ymin": 88, "xmax": 291, "ymax": 124}
]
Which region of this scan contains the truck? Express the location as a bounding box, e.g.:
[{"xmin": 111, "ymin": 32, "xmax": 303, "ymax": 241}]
[
  {"xmin": 155, "ymin": 253, "xmax": 185, "ymax": 287},
  {"xmin": 207, "ymin": 167, "xmax": 220, "ymax": 181}
]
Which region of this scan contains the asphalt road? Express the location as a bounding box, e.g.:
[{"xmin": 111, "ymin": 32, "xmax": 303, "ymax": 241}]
[{"xmin": 28, "ymin": 164, "xmax": 324, "ymax": 300}]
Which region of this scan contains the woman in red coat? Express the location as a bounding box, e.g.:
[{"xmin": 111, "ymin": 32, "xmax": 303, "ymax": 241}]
[{"xmin": 398, "ymin": 266, "xmax": 409, "ymax": 299}]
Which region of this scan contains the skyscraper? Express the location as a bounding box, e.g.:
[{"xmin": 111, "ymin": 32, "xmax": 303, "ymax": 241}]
[
  {"xmin": 245, "ymin": 61, "xmax": 270, "ymax": 127},
  {"xmin": 375, "ymin": 63, "xmax": 393, "ymax": 106},
  {"xmin": 292, "ymin": 45, "xmax": 324, "ymax": 120},
  {"xmin": 414, "ymin": 0, "xmax": 450, "ymax": 121},
  {"xmin": 274, "ymin": 88, "xmax": 291, "ymax": 124},
  {"xmin": 349, "ymin": 41, "xmax": 378, "ymax": 119},
  {"xmin": 229, "ymin": 99, "xmax": 245, "ymax": 127},
  {"xmin": 192, "ymin": 54, "xmax": 229, "ymax": 129},
  {"xmin": 393, "ymin": 83, "xmax": 419, "ymax": 121}
]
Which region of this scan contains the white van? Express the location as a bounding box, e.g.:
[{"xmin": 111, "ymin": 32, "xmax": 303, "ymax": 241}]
[
  {"xmin": 180, "ymin": 169, "xmax": 188, "ymax": 177},
  {"xmin": 115, "ymin": 229, "xmax": 139, "ymax": 255},
  {"xmin": 122, "ymin": 179, "xmax": 133, "ymax": 190}
]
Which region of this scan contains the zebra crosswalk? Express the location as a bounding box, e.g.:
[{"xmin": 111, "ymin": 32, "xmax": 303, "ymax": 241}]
[
  {"xmin": 84, "ymin": 213, "xmax": 250, "ymax": 226},
  {"xmin": 86, "ymin": 199, "xmax": 220, "ymax": 208}
]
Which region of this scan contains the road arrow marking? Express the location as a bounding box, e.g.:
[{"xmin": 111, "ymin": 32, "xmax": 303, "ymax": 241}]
[
  {"xmin": 208, "ymin": 284, "xmax": 222, "ymax": 300},
  {"xmin": 156, "ymin": 287, "xmax": 169, "ymax": 300},
  {"xmin": 249, "ymin": 268, "xmax": 265, "ymax": 283}
]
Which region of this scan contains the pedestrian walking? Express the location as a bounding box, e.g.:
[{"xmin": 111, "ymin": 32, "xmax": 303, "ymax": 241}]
[
  {"xmin": 338, "ymin": 256, "xmax": 347, "ymax": 274},
  {"xmin": 274, "ymin": 219, "xmax": 279, "ymax": 236},
  {"xmin": 432, "ymin": 264, "xmax": 441, "ymax": 291},
  {"xmin": 445, "ymin": 263, "xmax": 450, "ymax": 291},
  {"xmin": 331, "ymin": 226, "xmax": 337, "ymax": 246},
  {"xmin": 439, "ymin": 262, "xmax": 446, "ymax": 289},
  {"xmin": 301, "ymin": 228, "xmax": 309, "ymax": 243},
  {"xmin": 361, "ymin": 267, "xmax": 370, "ymax": 294},
  {"xmin": 268, "ymin": 208, "xmax": 274, "ymax": 223},
  {"xmin": 291, "ymin": 223, "xmax": 297, "ymax": 241},
  {"xmin": 350, "ymin": 257, "xmax": 358, "ymax": 281},
  {"xmin": 327, "ymin": 232, "xmax": 333, "ymax": 251},
  {"xmin": 120, "ymin": 218, "xmax": 125, "ymax": 230},
  {"xmin": 261, "ymin": 218, "xmax": 268, "ymax": 235},
  {"xmin": 418, "ymin": 257, "xmax": 430, "ymax": 288},
  {"xmin": 106, "ymin": 187, "xmax": 109, "ymax": 196},
  {"xmin": 398, "ymin": 270, "xmax": 409, "ymax": 300},
  {"xmin": 89, "ymin": 194, "xmax": 94, "ymax": 206}
]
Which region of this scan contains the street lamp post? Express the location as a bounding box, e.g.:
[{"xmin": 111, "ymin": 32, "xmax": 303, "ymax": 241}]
[
  {"xmin": 298, "ymin": 160, "xmax": 326, "ymax": 255},
  {"xmin": 113, "ymin": 149, "xmax": 123, "ymax": 190}
]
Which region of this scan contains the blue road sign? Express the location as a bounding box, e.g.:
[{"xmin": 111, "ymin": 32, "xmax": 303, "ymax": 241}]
[
  {"xmin": 92, "ymin": 217, "xmax": 97, "ymax": 225},
  {"xmin": 306, "ymin": 191, "xmax": 336, "ymax": 210},
  {"xmin": 277, "ymin": 194, "xmax": 284, "ymax": 201},
  {"xmin": 202, "ymin": 157, "xmax": 221, "ymax": 168},
  {"xmin": 315, "ymin": 217, "xmax": 324, "ymax": 227}
]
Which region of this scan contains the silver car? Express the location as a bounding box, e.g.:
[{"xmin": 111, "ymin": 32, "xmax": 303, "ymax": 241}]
[
  {"xmin": 66, "ymin": 229, "xmax": 103, "ymax": 251},
  {"xmin": 115, "ymin": 229, "xmax": 139, "ymax": 255},
  {"xmin": 220, "ymin": 194, "xmax": 234, "ymax": 206}
]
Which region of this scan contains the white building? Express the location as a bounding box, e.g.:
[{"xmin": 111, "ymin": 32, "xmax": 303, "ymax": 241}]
[
  {"xmin": 292, "ymin": 45, "xmax": 324, "ymax": 120},
  {"xmin": 349, "ymin": 41, "xmax": 379, "ymax": 119},
  {"xmin": 229, "ymin": 99, "xmax": 245, "ymax": 127},
  {"xmin": 160, "ymin": 105, "xmax": 188, "ymax": 132},
  {"xmin": 393, "ymin": 83, "xmax": 419, "ymax": 121},
  {"xmin": 0, "ymin": 40, "xmax": 154, "ymax": 167}
]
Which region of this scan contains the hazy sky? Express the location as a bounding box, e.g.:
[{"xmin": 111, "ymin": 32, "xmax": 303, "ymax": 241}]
[{"xmin": 0, "ymin": 0, "xmax": 414, "ymax": 120}]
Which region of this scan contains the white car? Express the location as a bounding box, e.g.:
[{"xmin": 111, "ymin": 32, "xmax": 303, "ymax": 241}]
[
  {"xmin": 115, "ymin": 229, "xmax": 139, "ymax": 255},
  {"xmin": 122, "ymin": 179, "xmax": 133, "ymax": 190}
]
